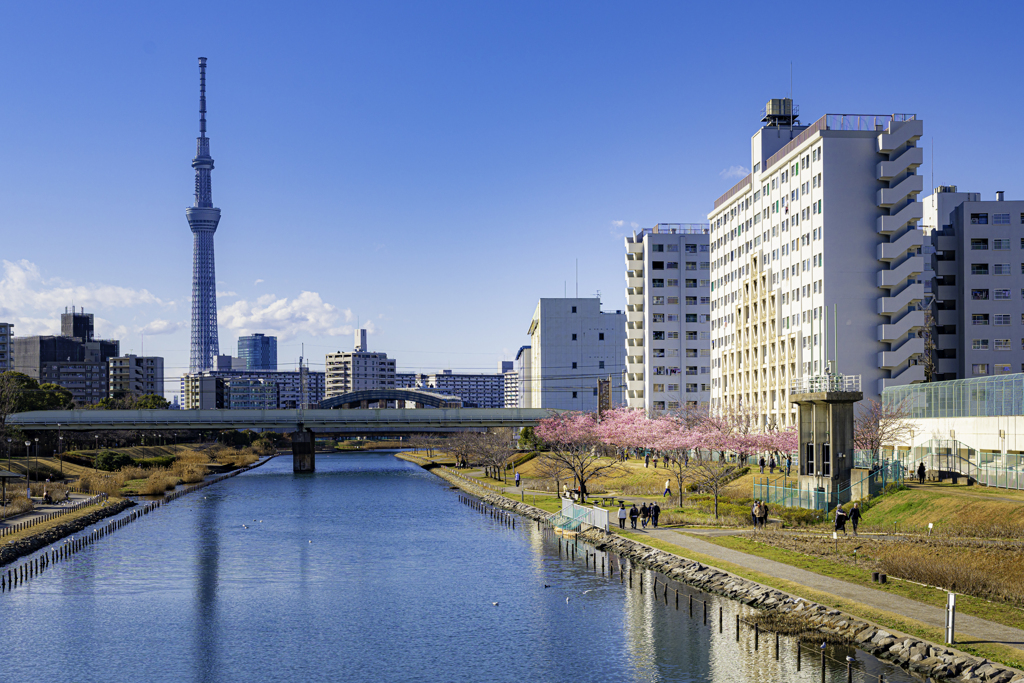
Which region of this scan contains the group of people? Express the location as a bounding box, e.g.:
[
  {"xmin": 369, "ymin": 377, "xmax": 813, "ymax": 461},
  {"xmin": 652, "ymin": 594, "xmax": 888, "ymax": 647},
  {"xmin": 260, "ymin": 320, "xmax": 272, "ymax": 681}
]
[
  {"xmin": 757, "ymin": 454, "xmax": 792, "ymax": 476},
  {"xmin": 833, "ymin": 502, "xmax": 862, "ymax": 535},
  {"xmin": 618, "ymin": 502, "xmax": 660, "ymax": 529},
  {"xmin": 750, "ymin": 499, "xmax": 770, "ymax": 529}
]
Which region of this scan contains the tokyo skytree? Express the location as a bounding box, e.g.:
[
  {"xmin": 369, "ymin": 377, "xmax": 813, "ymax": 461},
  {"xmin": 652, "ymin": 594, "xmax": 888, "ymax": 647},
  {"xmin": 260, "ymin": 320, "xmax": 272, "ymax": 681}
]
[{"xmin": 186, "ymin": 57, "xmax": 221, "ymax": 373}]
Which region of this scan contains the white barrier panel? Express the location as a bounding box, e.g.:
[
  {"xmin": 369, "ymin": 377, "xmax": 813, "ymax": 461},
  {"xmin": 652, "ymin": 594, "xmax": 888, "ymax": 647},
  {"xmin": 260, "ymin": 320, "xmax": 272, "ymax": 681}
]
[{"xmin": 560, "ymin": 499, "xmax": 609, "ymax": 531}]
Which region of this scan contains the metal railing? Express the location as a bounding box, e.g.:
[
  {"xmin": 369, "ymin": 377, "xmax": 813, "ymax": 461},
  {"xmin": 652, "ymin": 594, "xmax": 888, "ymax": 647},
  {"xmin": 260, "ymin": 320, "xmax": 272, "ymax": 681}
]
[
  {"xmin": 637, "ymin": 223, "xmax": 710, "ymax": 237},
  {"xmin": 789, "ymin": 374, "xmax": 861, "ymax": 394},
  {"xmin": 752, "ymin": 460, "xmax": 904, "ymax": 513},
  {"xmin": 557, "ymin": 499, "xmax": 609, "ymax": 531}
]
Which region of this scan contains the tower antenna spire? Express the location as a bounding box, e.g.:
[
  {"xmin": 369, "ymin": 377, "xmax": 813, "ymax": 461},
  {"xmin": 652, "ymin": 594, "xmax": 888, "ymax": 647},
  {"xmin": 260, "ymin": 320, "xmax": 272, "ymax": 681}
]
[{"xmin": 199, "ymin": 56, "xmax": 207, "ymax": 137}]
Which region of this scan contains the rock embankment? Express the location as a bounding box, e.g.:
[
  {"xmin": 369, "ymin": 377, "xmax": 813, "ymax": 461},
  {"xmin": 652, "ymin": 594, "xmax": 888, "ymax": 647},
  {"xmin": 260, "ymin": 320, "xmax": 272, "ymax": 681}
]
[
  {"xmin": 427, "ymin": 465, "xmax": 1024, "ymax": 683},
  {"xmin": 0, "ymin": 499, "xmax": 136, "ymax": 567}
]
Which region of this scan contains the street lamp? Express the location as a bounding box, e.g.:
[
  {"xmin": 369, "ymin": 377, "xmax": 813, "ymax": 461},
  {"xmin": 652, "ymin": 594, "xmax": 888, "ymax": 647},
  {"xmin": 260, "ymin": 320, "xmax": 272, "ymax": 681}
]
[
  {"xmin": 24, "ymin": 441, "xmax": 31, "ymax": 497},
  {"xmin": 57, "ymin": 423, "xmax": 63, "ymax": 478},
  {"xmin": 33, "ymin": 437, "xmax": 39, "ymax": 497}
]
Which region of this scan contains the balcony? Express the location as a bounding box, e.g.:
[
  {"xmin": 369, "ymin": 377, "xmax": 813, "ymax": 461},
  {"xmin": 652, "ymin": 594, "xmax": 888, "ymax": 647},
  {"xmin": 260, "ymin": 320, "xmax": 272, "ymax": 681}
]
[
  {"xmin": 626, "ymin": 276, "xmax": 644, "ymax": 289},
  {"xmin": 627, "ymin": 242, "xmax": 643, "ymax": 254},
  {"xmin": 878, "ymin": 364, "xmax": 926, "ymax": 393},
  {"xmin": 877, "ymin": 283, "xmax": 923, "ymax": 315},
  {"xmin": 877, "ymin": 310, "xmax": 924, "ymax": 343},
  {"xmin": 877, "ymin": 202, "xmax": 923, "ymax": 235},
  {"xmin": 626, "ymin": 294, "xmax": 644, "ymax": 307},
  {"xmin": 876, "ymin": 146, "xmax": 923, "ymax": 181},
  {"xmin": 878, "ymin": 337, "xmax": 924, "ymax": 370},
  {"xmin": 936, "ymin": 286, "xmax": 958, "ymax": 301},
  {"xmin": 877, "ymin": 174, "xmax": 923, "ymax": 208},
  {"xmin": 877, "ymin": 256, "xmax": 923, "ymax": 289},
  {"xmin": 876, "ymin": 229, "xmax": 923, "ymax": 262},
  {"xmin": 876, "ymin": 118, "xmax": 923, "ymax": 154}
]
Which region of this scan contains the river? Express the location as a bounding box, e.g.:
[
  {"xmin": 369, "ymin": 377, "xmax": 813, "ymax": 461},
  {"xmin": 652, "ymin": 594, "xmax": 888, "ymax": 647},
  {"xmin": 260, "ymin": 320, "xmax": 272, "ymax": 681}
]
[{"xmin": 0, "ymin": 452, "xmax": 922, "ymax": 682}]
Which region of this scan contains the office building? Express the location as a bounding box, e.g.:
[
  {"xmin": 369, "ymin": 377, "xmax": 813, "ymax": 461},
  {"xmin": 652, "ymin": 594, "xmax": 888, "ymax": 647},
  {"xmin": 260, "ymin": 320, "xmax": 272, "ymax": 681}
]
[
  {"xmin": 526, "ymin": 297, "xmax": 625, "ymax": 411},
  {"xmin": 708, "ymin": 100, "xmax": 926, "ymax": 426},
  {"xmin": 61, "ymin": 307, "xmax": 93, "ymax": 340},
  {"xmin": 926, "ymin": 190, "xmax": 1024, "ymax": 379},
  {"xmin": 624, "ymin": 224, "xmax": 712, "ymax": 413},
  {"xmin": 108, "ymin": 355, "xmax": 165, "ymax": 398},
  {"xmin": 0, "ymin": 323, "xmax": 12, "ymax": 372},
  {"xmin": 514, "ymin": 345, "xmax": 531, "ymax": 409},
  {"xmin": 182, "ymin": 368, "xmax": 324, "ymax": 409},
  {"xmin": 237, "ymin": 333, "xmax": 277, "ymax": 371},
  {"xmin": 225, "ymin": 378, "xmax": 279, "ymax": 410},
  {"xmin": 215, "ymin": 355, "xmax": 245, "ymax": 371},
  {"xmin": 183, "ymin": 375, "xmax": 225, "ymax": 410},
  {"xmin": 325, "ymin": 329, "xmax": 397, "ymax": 398}
]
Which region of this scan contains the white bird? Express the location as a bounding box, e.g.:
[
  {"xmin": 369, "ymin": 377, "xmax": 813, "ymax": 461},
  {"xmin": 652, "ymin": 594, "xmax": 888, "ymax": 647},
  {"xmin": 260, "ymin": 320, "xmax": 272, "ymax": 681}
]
[
  {"xmin": 846, "ymin": 656, "xmax": 855, "ymax": 663},
  {"xmin": 492, "ymin": 602, "xmax": 499, "ymax": 606},
  {"xmin": 583, "ymin": 590, "xmax": 594, "ymax": 594},
  {"xmin": 242, "ymin": 525, "xmax": 247, "ymax": 529},
  {"xmin": 566, "ymin": 597, "xmax": 570, "ymax": 603},
  {"xmin": 309, "ymin": 540, "xmax": 312, "ymax": 543}
]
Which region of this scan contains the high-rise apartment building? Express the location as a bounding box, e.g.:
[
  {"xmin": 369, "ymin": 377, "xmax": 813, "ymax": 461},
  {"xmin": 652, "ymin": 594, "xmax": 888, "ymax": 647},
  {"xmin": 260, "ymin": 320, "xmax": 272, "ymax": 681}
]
[
  {"xmin": 61, "ymin": 307, "xmax": 93, "ymax": 341},
  {"xmin": 325, "ymin": 329, "xmax": 397, "ymax": 398},
  {"xmin": 418, "ymin": 369, "xmax": 507, "ymax": 408},
  {"xmin": 182, "ymin": 369, "xmax": 324, "ymax": 409},
  {"xmin": 0, "ymin": 322, "xmax": 12, "ymax": 373},
  {"xmin": 708, "ymin": 100, "xmax": 926, "ymax": 426},
  {"xmin": 237, "ymin": 333, "xmax": 277, "ymax": 371},
  {"xmin": 108, "ymin": 355, "xmax": 165, "ymax": 398},
  {"xmin": 502, "ymin": 360, "xmax": 519, "ymax": 409},
  {"xmin": 624, "ymin": 224, "xmax": 712, "ymax": 413},
  {"xmin": 925, "ymin": 189, "xmax": 1024, "ymax": 379},
  {"xmin": 514, "ymin": 345, "xmax": 531, "ymax": 408},
  {"xmin": 526, "ymin": 298, "xmax": 625, "ymax": 411}
]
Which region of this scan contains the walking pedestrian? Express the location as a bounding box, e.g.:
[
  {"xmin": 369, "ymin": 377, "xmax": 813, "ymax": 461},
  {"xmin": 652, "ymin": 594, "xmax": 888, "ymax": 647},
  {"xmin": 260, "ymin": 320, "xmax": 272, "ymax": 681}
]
[
  {"xmin": 785, "ymin": 454, "xmax": 792, "ymax": 477},
  {"xmin": 663, "ymin": 479, "xmax": 671, "ymax": 498},
  {"xmin": 769, "ymin": 456, "xmax": 776, "ymax": 474},
  {"xmin": 834, "ymin": 503, "xmax": 848, "ymax": 536},
  {"xmin": 849, "ymin": 502, "xmax": 861, "ymax": 535},
  {"xmin": 751, "ymin": 500, "xmax": 759, "ymax": 527},
  {"xmin": 618, "ymin": 503, "xmax": 627, "ymax": 529},
  {"xmin": 759, "ymin": 501, "xmax": 769, "ymax": 529},
  {"xmin": 629, "ymin": 504, "xmax": 639, "ymax": 529},
  {"xmin": 653, "ymin": 455, "xmax": 659, "ymax": 469},
  {"xmin": 758, "ymin": 456, "xmax": 766, "ymax": 474},
  {"xmin": 917, "ymin": 461, "xmax": 926, "ymax": 485},
  {"xmin": 651, "ymin": 502, "xmax": 661, "ymax": 528},
  {"xmin": 515, "ymin": 471, "xmax": 521, "ymax": 488},
  {"xmin": 640, "ymin": 503, "xmax": 650, "ymax": 529}
]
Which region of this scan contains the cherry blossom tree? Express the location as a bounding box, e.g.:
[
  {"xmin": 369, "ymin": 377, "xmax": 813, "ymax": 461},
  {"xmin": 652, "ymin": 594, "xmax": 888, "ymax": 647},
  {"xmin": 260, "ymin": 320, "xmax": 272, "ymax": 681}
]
[{"xmin": 535, "ymin": 411, "xmax": 623, "ymax": 503}]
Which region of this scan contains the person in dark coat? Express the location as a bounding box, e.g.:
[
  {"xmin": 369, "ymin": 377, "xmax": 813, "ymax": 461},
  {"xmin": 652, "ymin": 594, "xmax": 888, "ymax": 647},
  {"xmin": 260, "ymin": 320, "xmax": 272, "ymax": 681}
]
[
  {"xmin": 629, "ymin": 504, "xmax": 639, "ymax": 529},
  {"xmin": 834, "ymin": 504, "xmax": 848, "ymax": 535},
  {"xmin": 849, "ymin": 502, "xmax": 862, "ymax": 535},
  {"xmin": 758, "ymin": 501, "xmax": 769, "ymax": 529},
  {"xmin": 639, "ymin": 503, "xmax": 650, "ymax": 529},
  {"xmin": 651, "ymin": 502, "xmax": 661, "ymax": 528},
  {"xmin": 917, "ymin": 461, "xmax": 926, "ymax": 485}
]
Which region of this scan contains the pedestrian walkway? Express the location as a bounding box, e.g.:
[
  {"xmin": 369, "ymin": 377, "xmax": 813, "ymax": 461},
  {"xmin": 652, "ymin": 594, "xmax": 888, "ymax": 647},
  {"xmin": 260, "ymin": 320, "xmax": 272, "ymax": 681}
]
[
  {"xmin": 636, "ymin": 527, "xmax": 1024, "ymax": 649},
  {"xmin": 0, "ymin": 493, "xmax": 95, "ymax": 530}
]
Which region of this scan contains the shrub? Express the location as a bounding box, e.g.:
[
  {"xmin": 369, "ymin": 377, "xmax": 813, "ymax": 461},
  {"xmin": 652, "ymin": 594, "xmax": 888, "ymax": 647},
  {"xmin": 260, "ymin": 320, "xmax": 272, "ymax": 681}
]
[
  {"xmin": 95, "ymin": 451, "xmax": 135, "ymax": 472},
  {"xmin": 139, "ymin": 471, "xmax": 179, "ymax": 495},
  {"xmin": 2, "ymin": 493, "xmax": 34, "ymax": 516},
  {"xmin": 78, "ymin": 471, "xmax": 129, "ymax": 496},
  {"xmin": 137, "ymin": 456, "xmax": 176, "ymax": 468}
]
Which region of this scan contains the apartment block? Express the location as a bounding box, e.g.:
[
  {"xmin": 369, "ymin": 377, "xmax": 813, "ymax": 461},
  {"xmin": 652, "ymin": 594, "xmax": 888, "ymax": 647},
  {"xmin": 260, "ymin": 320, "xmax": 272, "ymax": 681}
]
[
  {"xmin": 419, "ymin": 369, "xmax": 507, "ymax": 408},
  {"xmin": 624, "ymin": 224, "xmax": 712, "ymax": 413},
  {"xmin": 324, "ymin": 329, "xmax": 396, "ymax": 398},
  {"xmin": 708, "ymin": 100, "xmax": 926, "ymax": 427},
  {"xmin": 108, "ymin": 355, "xmax": 165, "ymax": 398},
  {"xmin": 14, "ymin": 328, "xmax": 120, "ymax": 406},
  {"xmin": 514, "ymin": 345, "xmax": 531, "ymax": 408},
  {"xmin": 0, "ymin": 322, "xmax": 12, "ymax": 372},
  {"xmin": 927, "ymin": 190, "xmax": 1024, "ymax": 379},
  {"xmin": 526, "ymin": 298, "xmax": 625, "ymax": 411},
  {"xmin": 181, "ymin": 369, "xmax": 324, "ymax": 409},
  {"xmin": 225, "ymin": 378, "xmax": 279, "ymax": 409}
]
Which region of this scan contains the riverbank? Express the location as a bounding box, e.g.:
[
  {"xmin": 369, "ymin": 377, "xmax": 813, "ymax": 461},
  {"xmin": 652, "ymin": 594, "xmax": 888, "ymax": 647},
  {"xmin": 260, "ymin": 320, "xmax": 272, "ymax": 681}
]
[
  {"xmin": 0, "ymin": 498, "xmax": 136, "ymax": 567},
  {"xmin": 403, "ymin": 453, "xmax": 1024, "ymax": 683}
]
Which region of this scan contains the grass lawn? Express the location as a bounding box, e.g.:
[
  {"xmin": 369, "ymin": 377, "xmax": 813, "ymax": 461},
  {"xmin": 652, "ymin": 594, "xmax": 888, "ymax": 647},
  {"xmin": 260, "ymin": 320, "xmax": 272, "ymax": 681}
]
[
  {"xmin": 612, "ymin": 529, "xmax": 1024, "ymax": 671},
  {"xmin": 0, "ymin": 498, "xmax": 123, "ymax": 546},
  {"xmin": 860, "ymin": 485, "xmax": 1024, "ymax": 535}
]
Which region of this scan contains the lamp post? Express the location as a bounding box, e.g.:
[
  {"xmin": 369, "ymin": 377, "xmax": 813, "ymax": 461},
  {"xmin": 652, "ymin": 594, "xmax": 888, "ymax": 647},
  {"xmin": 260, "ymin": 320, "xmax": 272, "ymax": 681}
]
[
  {"xmin": 57, "ymin": 423, "xmax": 63, "ymax": 478},
  {"xmin": 6, "ymin": 437, "xmax": 11, "ymax": 475},
  {"xmin": 24, "ymin": 441, "xmax": 31, "ymax": 497},
  {"xmin": 33, "ymin": 437, "xmax": 38, "ymax": 496}
]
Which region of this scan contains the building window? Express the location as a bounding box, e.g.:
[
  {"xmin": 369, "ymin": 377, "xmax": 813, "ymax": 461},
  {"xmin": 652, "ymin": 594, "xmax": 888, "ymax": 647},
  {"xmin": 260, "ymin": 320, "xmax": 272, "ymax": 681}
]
[
  {"xmin": 598, "ymin": 361, "xmax": 605, "ymax": 369},
  {"xmin": 993, "ymin": 238, "xmax": 1011, "ymax": 250},
  {"xmin": 995, "ymin": 364, "xmax": 1013, "ymax": 374},
  {"xmin": 572, "ymin": 333, "xmax": 577, "ymax": 341},
  {"xmin": 972, "ymin": 264, "xmax": 989, "ymax": 275},
  {"xmin": 599, "ymin": 333, "xmax": 605, "ymax": 340},
  {"xmin": 995, "ymin": 314, "xmax": 1011, "ymax": 325},
  {"xmin": 972, "ymin": 364, "xmax": 990, "ymax": 375},
  {"xmin": 653, "ymin": 331, "xmax": 665, "ymax": 340},
  {"xmin": 572, "ymin": 391, "xmax": 578, "ymax": 399},
  {"xmin": 972, "ymin": 339, "xmax": 989, "ymax": 350},
  {"xmin": 572, "ymin": 362, "xmax": 577, "ymax": 369},
  {"xmin": 973, "ymin": 314, "xmax": 990, "ymax": 325},
  {"xmin": 994, "ymin": 214, "xmax": 1011, "ymax": 225},
  {"xmin": 995, "ymin": 289, "xmax": 1011, "ymax": 300},
  {"xmin": 652, "ymin": 261, "xmax": 665, "ymax": 270},
  {"xmin": 971, "ymin": 239, "xmax": 989, "ymax": 250},
  {"xmin": 995, "ymin": 339, "xmax": 1011, "ymax": 351},
  {"xmin": 667, "ymin": 279, "xmax": 679, "ymax": 287},
  {"xmin": 652, "ymin": 279, "xmax": 665, "ymax": 288},
  {"xmin": 686, "ymin": 314, "xmax": 698, "ymax": 323},
  {"xmin": 971, "ymin": 213, "xmax": 989, "ymax": 224},
  {"xmin": 972, "ymin": 289, "xmax": 990, "ymax": 300},
  {"xmin": 685, "ymin": 331, "xmax": 697, "ymax": 340},
  {"xmin": 652, "ymin": 296, "xmax": 665, "ymax": 305},
  {"xmin": 994, "ymin": 264, "xmax": 1012, "ymax": 275},
  {"xmin": 667, "ymin": 244, "xmax": 679, "ymax": 252},
  {"xmin": 666, "ymin": 262, "xmax": 678, "ymax": 269},
  {"xmin": 667, "ymin": 297, "xmax": 679, "ymax": 304}
]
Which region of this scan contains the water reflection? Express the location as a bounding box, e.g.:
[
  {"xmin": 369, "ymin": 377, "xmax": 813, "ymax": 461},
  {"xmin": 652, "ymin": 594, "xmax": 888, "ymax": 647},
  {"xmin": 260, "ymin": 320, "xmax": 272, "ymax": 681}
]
[{"xmin": 0, "ymin": 454, "xmax": 922, "ymax": 683}]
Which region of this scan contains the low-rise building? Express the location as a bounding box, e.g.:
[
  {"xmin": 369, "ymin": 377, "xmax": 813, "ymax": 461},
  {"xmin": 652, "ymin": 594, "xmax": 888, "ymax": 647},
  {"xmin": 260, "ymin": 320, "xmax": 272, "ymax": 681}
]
[
  {"xmin": 108, "ymin": 355, "xmax": 164, "ymax": 399},
  {"xmin": 0, "ymin": 322, "xmax": 12, "ymax": 373},
  {"xmin": 181, "ymin": 368, "xmax": 324, "ymax": 409}
]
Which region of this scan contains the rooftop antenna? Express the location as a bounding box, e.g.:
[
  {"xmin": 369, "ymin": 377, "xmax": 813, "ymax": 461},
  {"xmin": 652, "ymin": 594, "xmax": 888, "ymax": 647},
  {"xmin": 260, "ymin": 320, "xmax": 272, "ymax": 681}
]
[
  {"xmin": 789, "ymin": 62, "xmax": 794, "ymax": 135},
  {"xmin": 575, "ymin": 259, "xmax": 578, "ymax": 298}
]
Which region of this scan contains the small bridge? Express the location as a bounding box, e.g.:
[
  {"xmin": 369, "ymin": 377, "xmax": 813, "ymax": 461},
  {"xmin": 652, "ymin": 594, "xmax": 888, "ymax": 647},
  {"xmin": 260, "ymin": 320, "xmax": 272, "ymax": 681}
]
[
  {"xmin": 8, "ymin": 408, "xmax": 554, "ymax": 473},
  {"xmin": 319, "ymin": 388, "xmax": 463, "ymax": 409}
]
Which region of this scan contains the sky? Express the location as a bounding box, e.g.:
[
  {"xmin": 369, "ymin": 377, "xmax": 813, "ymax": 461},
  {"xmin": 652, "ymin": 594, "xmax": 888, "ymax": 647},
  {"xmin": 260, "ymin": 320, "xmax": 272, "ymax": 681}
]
[{"xmin": 2, "ymin": 1, "xmax": 1023, "ymax": 399}]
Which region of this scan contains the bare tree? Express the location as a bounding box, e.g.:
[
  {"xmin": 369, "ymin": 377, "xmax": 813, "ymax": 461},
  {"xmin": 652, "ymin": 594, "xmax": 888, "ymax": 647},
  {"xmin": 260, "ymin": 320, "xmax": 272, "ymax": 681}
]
[
  {"xmin": 682, "ymin": 454, "xmax": 734, "ymax": 519},
  {"xmin": 0, "ymin": 372, "xmax": 19, "ymax": 442},
  {"xmin": 479, "ymin": 428, "xmax": 517, "ymax": 483},
  {"xmin": 854, "ymin": 397, "xmax": 915, "ymax": 464},
  {"xmin": 919, "ymin": 307, "xmax": 938, "ymax": 383}
]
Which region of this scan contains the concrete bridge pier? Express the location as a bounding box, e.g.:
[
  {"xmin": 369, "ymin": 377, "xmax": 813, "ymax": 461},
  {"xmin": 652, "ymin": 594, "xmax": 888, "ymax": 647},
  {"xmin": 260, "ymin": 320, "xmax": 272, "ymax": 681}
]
[{"xmin": 292, "ymin": 428, "xmax": 316, "ymax": 473}]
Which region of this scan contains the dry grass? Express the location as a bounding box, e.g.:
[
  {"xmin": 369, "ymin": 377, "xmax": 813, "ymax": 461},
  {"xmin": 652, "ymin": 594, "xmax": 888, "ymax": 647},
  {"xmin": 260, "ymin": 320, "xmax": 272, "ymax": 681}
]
[
  {"xmin": 78, "ymin": 470, "xmax": 131, "ymax": 496},
  {"xmin": 750, "ymin": 609, "xmax": 854, "ymax": 644},
  {"xmin": 877, "ymin": 542, "xmax": 1024, "ymax": 607},
  {"xmin": 29, "ymin": 481, "xmax": 70, "ymax": 501},
  {"xmin": 1, "ymin": 493, "xmax": 34, "ymax": 516},
  {"xmin": 172, "ymin": 461, "xmax": 207, "ymax": 484},
  {"xmin": 139, "ymin": 471, "xmax": 179, "ymax": 495},
  {"xmin": 217, "ymin": 449, "xmax": 259, "ymax": 468}
]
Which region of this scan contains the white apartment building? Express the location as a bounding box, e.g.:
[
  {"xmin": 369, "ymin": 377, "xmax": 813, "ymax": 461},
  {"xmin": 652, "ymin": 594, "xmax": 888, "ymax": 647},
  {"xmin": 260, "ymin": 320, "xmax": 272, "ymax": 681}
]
[
  {"xmin": 624, "ymin": 224, "xmax": 712, "ymax": 413},
  {"xmin": 514, "ymin": 345, "xmax": 531, "ymax": 408},
  {"xmin": 0, "ymin": 323, "xmax": 11, "ymax": 372},
  {"xmin": 708, "ymin": 100, "xmax": 926, "ymax": 427},
  {"xmin": 419, "ymin": 369, "xmax": 506, "ymax": 408},
  {"xmin": 527, "ymin": 298, "xmax": 625, "ymax": 410},
  {"xmin": 325, "ymin": 329, "xmax": 397, "ymax": 399},
  {"xmin": 108, "ymin": 355, "xmax": 165, "ymax": 398},
  {"xmin": 181, "ymin": 369, "xmax": 324, "ymax": 409}
]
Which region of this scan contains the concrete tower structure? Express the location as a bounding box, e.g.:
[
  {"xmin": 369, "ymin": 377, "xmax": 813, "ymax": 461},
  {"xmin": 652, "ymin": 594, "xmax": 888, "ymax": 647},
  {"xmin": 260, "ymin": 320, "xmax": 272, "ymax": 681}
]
[{"xmin": 187, "ymin": 57, "xmax": 222, "ymax": 373}]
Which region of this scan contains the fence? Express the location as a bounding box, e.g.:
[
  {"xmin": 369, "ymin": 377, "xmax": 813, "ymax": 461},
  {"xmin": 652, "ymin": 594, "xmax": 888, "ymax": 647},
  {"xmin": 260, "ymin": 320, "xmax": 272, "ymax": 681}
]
[
  {"xmin": 752, "ymin": 460, "xmax": 904, "ymax": 513},
  {"xmin": 0, "ymin": 493, "xmax": 109, "ymax": 538},
  {"xmin": 555, "ymin": 499, "xmax": 609, "ymax": 532}
]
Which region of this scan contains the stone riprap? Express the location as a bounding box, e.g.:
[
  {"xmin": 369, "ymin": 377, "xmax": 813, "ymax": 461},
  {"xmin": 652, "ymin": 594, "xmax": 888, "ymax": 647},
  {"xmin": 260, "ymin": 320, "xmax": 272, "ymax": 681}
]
[
  {"xmin": 428, "ymin": 465, "xmax": 1024, "ymax": 683},
  {"xmin": 0, "ymin": 499, "xmax": 136, "ymax": 567}
]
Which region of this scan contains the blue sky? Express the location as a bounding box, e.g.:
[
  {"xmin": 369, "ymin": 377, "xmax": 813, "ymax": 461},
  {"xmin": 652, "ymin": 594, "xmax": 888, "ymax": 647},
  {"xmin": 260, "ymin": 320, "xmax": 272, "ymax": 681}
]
[{"xmin": 1, "ymin": 1, "xmax": 1022, "ymax": 397}]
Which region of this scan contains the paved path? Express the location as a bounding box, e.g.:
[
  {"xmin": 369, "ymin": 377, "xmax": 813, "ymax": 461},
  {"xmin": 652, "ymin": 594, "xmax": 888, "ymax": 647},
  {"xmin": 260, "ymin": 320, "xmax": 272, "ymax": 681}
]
[
  {"xmin": 633, "ymin": 527, "xmax": 1024, "ymax": 649},
  {"xmin": 1, "ymin": 493, "xmax": 97, "ymax": 530}
]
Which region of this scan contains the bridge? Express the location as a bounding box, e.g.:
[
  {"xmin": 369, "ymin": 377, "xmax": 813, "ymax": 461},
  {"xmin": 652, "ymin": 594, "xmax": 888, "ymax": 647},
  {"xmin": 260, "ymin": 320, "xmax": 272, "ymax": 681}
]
[
  {"xmin": 318, "ymin": 388, "xmax": 464, "ymax": 409},
  {"xmin": 7, "ymin": 408, "xmax": 553, "ymax": 472}
]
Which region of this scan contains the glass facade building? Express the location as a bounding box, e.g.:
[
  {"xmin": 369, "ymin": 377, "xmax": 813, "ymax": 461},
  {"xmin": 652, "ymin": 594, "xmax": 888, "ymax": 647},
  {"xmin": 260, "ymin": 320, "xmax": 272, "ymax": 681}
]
[
  {"xmin": 883, "ymin": 373, "xmax": 1024, "ymax": 418},
  {"xmin": 237, "ymin": 334, "xmax": 278, "ymax": 371}
]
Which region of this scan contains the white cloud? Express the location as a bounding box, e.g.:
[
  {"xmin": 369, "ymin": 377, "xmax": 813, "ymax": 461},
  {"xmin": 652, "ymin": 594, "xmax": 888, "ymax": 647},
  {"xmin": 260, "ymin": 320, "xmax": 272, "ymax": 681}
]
[
  {"xmin": 611, "ymin": 220, "xmax": 625, "ymax": 227},
  {"xmin": 719, "ymin": 165, "xmax": 750, "ymax": 180},
  {"xmin": 217, "ymin": 290, "xmax": 237, "ymax": 297},
  {"xmin": 0, "ymin": 259, "xmax": 164, "ymax": 314},
  {"xmin": 630, "ymin": 222, "xmax": 639, "ymax": 228},
  {"xmin": 139, "ymin": 319, "xmax": 185, "ymax": 335},
  {"xmin": 253, "ymin": 279, "xmax": 264, "ymax": 286},
  {"xmin": 219, "ymin": 291, "xmax": 361, "ymax": 341}
]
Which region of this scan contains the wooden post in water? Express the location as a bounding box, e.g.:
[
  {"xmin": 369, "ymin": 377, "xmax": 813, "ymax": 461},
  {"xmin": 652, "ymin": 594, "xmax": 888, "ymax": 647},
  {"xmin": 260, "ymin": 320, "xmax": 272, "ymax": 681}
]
[
  {"xmin": 775, "ymin": 632, "xmax": 779, "ymax": 659},
  {"xmin": 735, "ymin": 614, "xmax": 739, "ymax": 641},
  {"xmin": 754, "ymin": 623, "xmax": 759, "ymax": 650},
  {"xmin": 719, "ymin": 606, "xmax": 723, "ymax": 632}
]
